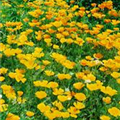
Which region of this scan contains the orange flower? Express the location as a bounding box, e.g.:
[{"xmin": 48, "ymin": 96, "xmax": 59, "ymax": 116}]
[
  {"xmin": 93, "ymin": 53, "xmax": 103, "ymax": 59},
  {"xmin": 17, "ymin": 91, "xmax": 23, "ymax": 97},
  {"xmin": 91, "ymin": 3, "xmax": 97, "ymax": 7}
]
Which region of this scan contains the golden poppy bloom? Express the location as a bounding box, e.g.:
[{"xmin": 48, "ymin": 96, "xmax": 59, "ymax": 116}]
[
  {"xmin": 73, "ymin": 82, "xmax": 84, "ymax": 90},
  {"xmin": 100, "ymin": 115, "xmax": 110, "ymax": 120},
  {"xmin": 35, "ymin": 91, "xmax": 47, "ymax": 99},
  {"xmin": 102, "ymin": 97, "xmax": 111, "ymax": 104},
  {"xmin": 26, "ymin": 111, "xmax": 34, "ymax": 117},
  {"xmin": 74, "ymin": 93, "xmax": 86, "ymax": 101},
  {"xmin": 6, "ymin": 113, "xmax": 20, "ymax": 120},
  {"xmin": 108, "ymin": 107, "xmax": 120, "ymax": 117}
]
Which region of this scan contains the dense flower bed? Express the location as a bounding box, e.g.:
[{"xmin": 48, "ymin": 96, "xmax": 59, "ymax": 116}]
[{"xmin": 0, "ymin": 0, "xmax": 120, "ymax": 120}]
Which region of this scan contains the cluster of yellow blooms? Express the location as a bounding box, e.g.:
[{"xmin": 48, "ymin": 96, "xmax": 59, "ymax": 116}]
[
  {"xmin": 0, "ymin": 0, "xmax": 120, "ymax": 120},
  {"xmin": 51, "ymin": 52, "xmax": 75, "ymax": 69},
  {"xmin": 9, "ymin": 69, "xmax": 26, "ymax": 83},
  {"xmin": 17, "ymin": 47, "xmax": 44, "ymax": 69}
]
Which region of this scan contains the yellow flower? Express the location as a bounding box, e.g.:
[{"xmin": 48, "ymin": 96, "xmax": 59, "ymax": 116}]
[
  {"xmin": 100, "ymin": 115, "xmax": 110, "ymax": 120},
  {"xmin": 52, "ymin": 101, "xmax": 64, "ymax": 110},
  {"xmin": 1, "ymin": 85, "xmax": 16, "ymax": 99},
  {"xmin": 35, "ymin": 91, "xmax": 47, "ymax": 99},
  {"xmin": 85, "ymin": 56, "xmax": 92, "ymax": 60},
  {"xmin": 58, "ymin": 95, "xmax": 68, "ymax": 102},
  {"xmin": 60, "ymin": 38, "xmax": 66, "ymax": 43},
  {"xmin": 117, "ymin": 78, "xmax": 120, "ymax": 84},
  {"xmin": 76, "ymin": 72, "xmax": 85, "ymax": 79},
  {"xmin": 53, "ymin": 44, "xmax": 59, "ymax": 49},
  {"xmin": 73, "ymin": 101, "xmax": 85, "ymax": 110},
  {"xmin": 0, "ymin": 99, "xmax": 8, "ymax": 112},
  {"xmin": 28, "ymin": 9, "xmax": 43, "ymax": 18},
  {"xmin": 37, "ymin": 103, "xmax": 50, "ymax": 113},
  {"xmin": 58, "ymin": 74, "xmax": 71, "ymax": 80},
  {"xmin": 68, "ymin": 106, "xmax": 80, "ymax": 118},
  {"xmin": 35, "ymin": 65, "xmax": 41, "ymax": 70},
  {"xmin": 0, "ymin": 43, "xmax": 6, "ymax": 52},
  {"xmin": 83, "ymin": 73, "xmax": 96, "ymax": 82},
  {"xmin": 51, "ymin": 52, "xmax": 75, "ymax": 69},
  {"xmin": 62, "ymin": 60, "xmax": 75, "ymax": 69},
  {"xmin": 53, "ymin": 88, "xmax": 64, "ymax": 95},
  {"xmin": 6, "ymin": 113, "xmax": 20, "ymax": 120},
  {"xmin": 8, "ymin": 69, "xmax": 26, "ymax": 83},
  {"xmin": 44, "ymin": 38, "xmax": 52, "ymax": 46},
  {"xmin": 74, "ymin": 93, "xmax": 86, "ymax": 101},
  {"xmin": 102, "ymin": 97, "xmax": 111, "ymax": 104},
  {"xmin": 0, "ymin": 23, "xmax": 3, "ymax": 28},
  {"xmin": 87, "ymin": 80, "xmax": 103, "ymax": 91},
  {"xmin": 45, "ymin": 70, "xmax": 54, "ymax": 76},
  {"xmin": 0, "ymin": 99, "xmax": 5, "ymax": 105},
  {"xmin": 3, "ymin": 48, "xmax": 15, "ymax": 57},
  {"xmin": 33, "ymin": 80, "xmax": 48, "ymax": 87},
  {"xmin": 26, "ymin": 111, "xmax": 34, "ymax": 117},
  {"xmin": 17, "ymin": 54, "xmax": 38, "ymax": 69},
  {"xmin": 44, "ymin": 111, "xmax": 57, "ymax": 120},
  {"xmin": 0, "ymin": 68, "xmax": 8, "ymax": 74},
  {"xmin": 111, "ymin": 72, "xmax": 120, "ymax": 79},
  {"xmin": 17, "ymin": 91, "xmax": 23, "ymax": 97},
  {"xmin": 61, "ymin": 112, "xmax": 70, "ymax": 118},
  {"xmin": 23, "ymin": 17, "xmax": 29, "ymax": 22},
  {"xmin": 108, "ymin": 107, "xmax": 120, "ymax": 117},
  {"xmin": 0, "ymin": 76, "xmax": 5, "ymax": 81},
  {"xmin": 100, "ymin": 86, "xmax": 117, "ymax": 96},
  {"xmin": 87, "ymin": 83, "xmax": 98, "ymax": 91},
  {"xmin": 53, "ymin": 21, "xmax": 62, "ymax": 27},
  {"xmin": 74, "ymin": 37, "xmax": 84, "ymax": 46},
  {"xmin": 48, "ymin": 82, "xmax": 58, "ymax": 88},
  {"xmin": 17, "ymin": 97, "xmax": 26, "ymax": 104},
  {"xmin": 42, "ymin": 60, "xmax": 51, "ymax": 65},
  {"xmin": 73, "ymin": 82, "xmax": 84, "ymax": 90}
]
